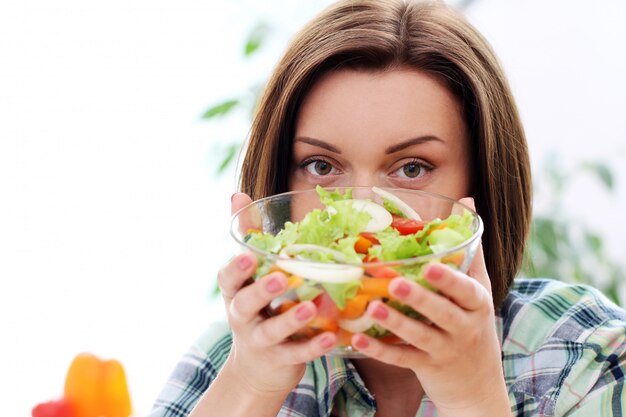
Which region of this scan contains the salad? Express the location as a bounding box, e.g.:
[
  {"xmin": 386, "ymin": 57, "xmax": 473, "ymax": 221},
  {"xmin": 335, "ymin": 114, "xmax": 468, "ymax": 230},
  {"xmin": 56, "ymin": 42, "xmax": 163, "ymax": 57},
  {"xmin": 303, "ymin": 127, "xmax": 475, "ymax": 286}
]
[{"xmin": 242, "ymin": 186, "xmax": 478, "ymax": 349}]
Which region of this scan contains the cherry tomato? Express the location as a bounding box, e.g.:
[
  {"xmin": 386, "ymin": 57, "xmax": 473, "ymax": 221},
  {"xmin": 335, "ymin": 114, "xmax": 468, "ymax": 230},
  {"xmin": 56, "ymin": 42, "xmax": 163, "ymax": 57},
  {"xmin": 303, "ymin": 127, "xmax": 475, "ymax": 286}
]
[
  {"xmin": 390, "ymin": 215, "xmax": 425, "ymax": 235},
  {"xmin": 32, "ymin": 399, "xmax": 75, "ymax": 417}
]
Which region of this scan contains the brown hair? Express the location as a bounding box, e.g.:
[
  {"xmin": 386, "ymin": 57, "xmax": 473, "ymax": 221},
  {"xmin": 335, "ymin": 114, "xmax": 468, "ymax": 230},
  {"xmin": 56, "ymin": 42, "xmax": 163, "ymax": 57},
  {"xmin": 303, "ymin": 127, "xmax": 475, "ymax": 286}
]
[{"xmin": 239, "ymin": 0, "xmax": 532, "ymax": 308}]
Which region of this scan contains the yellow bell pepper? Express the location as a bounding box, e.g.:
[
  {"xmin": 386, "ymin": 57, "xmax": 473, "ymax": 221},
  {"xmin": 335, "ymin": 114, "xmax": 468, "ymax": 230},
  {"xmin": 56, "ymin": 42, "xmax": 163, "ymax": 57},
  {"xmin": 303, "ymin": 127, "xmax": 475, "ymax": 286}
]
[{"xmin": 64, "ymin": 353, "xmax": 132, "ymax": 417}]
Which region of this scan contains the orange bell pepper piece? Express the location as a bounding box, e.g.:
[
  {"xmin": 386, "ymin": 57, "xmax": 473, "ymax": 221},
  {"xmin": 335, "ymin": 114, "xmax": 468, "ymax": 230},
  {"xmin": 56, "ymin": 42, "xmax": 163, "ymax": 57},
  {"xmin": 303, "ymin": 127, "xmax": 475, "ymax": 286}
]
[
  {"xmin": 64, "ymin": 353, "xmax": 132, "ymax": 417},
  {"xmin": 354, "ymin": 235, "xmax": 373, "ymax": 254},
  {"xmin": 358, "ymin": 277, "xmax": 392, "ymax": 298},
  {"xmin": 339, "ymin": 293, "xmax": 371, "ymax": 319}
]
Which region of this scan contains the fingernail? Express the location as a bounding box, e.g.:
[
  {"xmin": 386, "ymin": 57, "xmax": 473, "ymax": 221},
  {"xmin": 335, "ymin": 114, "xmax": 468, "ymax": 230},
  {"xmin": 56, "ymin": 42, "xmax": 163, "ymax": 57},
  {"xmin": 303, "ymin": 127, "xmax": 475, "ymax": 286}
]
[
  {"xmin": 392, "ymin": 281, "xmax": 411, "ymax": 298},
  {"xmin": 265, "ymin": 277, "xmax": 284, "ymax": 293},
  {"xmin": 371, "ymin": 303, "xmax": 388, "ymax": 320},
  {"xmin": 319, "ymin": 334, "xmax": 335, "ymax": 349},
  {"xmin": 237, "ymin": 255, "xmax": 252, "ymax": 270},
  {"xmin": 354, "ymin": 335, "xmax": 369, "ymax": 350},
  {"xmin": 295, "ymin": 304, "xmax": 314, "ymax": 321},
  {"xmin": 426, "ymin": 264, "xmax": 443, "ymax": 280}
]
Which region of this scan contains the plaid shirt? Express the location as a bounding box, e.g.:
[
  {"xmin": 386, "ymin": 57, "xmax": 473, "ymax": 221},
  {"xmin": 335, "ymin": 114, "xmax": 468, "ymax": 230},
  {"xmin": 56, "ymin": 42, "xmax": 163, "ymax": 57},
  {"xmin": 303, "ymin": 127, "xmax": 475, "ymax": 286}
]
[{"xmin": 148, "ymin": 279, "xmax": 626, "ymax": 416}]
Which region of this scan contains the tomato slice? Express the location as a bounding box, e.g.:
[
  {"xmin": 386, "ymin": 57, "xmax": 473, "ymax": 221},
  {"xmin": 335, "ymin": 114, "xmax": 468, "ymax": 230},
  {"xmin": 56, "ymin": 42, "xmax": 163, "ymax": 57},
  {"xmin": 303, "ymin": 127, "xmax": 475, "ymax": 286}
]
[
  {"xmin": 310, "ymin": 292, "xmax": 340, "ymax": 332},
  {"xmin": 390, "ymin": 215, "xmax": 425, "ymax": 235}
]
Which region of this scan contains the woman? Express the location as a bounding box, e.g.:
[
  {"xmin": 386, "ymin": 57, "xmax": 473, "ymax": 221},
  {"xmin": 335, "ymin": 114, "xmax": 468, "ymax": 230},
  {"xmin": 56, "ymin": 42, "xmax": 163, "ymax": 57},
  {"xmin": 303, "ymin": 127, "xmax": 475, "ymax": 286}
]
[{"xmin": 149, "ymin": 1, "xmax": 626, "ymax": 416}]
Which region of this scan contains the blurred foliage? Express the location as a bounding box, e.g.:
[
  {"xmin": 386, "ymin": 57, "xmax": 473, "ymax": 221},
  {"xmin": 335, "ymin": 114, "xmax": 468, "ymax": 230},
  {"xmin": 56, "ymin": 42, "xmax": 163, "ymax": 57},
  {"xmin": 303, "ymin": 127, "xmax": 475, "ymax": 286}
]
[
  {"xmin": 204, "ymin": 17, "xmax": 624, "ymax": 305},
  {"xmin": 202, "ymin": 22, "xmax": 270, "ymax": 175},
  {"xmin": 521, "ymin": 155, "xmax": 624, "ymax": 305}
]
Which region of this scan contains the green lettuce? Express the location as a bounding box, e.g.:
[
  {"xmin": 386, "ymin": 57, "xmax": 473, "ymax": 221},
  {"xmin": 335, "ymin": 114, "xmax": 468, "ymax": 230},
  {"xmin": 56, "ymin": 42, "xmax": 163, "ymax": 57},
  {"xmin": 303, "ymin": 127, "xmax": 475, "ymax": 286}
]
[
  {"xmin": 376, "ymin": 228, "xmax": 431, "ymax": 261},
  {"xmin": 382, "ymin": 199, "xmax": 405, "ymax": 217},
  {"xmin": 321, "ymin": 280, "xmax": 361, "ymax": 309},
  {"xmin": 423, "ymin": 209, "xmax": 474, "ymax": 253},
  {"xmin": 316, "ymin": 185, "xmax": 352, "ymax": 205},
  {"xmin": 295, "ymin": 281, "xmax": 323, "ymax": 301}
]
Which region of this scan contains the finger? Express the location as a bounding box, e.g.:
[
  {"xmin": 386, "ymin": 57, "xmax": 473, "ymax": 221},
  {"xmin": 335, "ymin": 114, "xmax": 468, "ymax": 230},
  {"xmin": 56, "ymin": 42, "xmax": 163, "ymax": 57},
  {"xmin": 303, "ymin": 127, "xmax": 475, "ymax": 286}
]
[
  {"xmin": 229, "ymin": 272, "xmax": 288, "ymax": 325},
  {"xmin": 351, "ymin": 332, "xmax": 427, "ymax": 366},
  {"xmin": 422, "ymin": 263, "xmax": 490, "ymax": 312},
  {"xmin": 468, "ymin": 240, "xmax": 490, "ymax": 293},
  {"xmin": 365, "ymin": 300, "xmax": 444, "ymax": 353},
  {"xmin": 250, "ymin": 300, "xmax": 319, "ymax": 347},
  {"xmin": 217, "ymin": 252, "xmax": 257, "ymax": 303},
  {"xmin": 231, "ymin": 192, "xmax": 253, "ymax": 215},
  {"xmin": 458, "ymin": 196, "xmax": 491, "ymax": 293},
  {"xmin": 388, "ymin": 277, "xmax": 466, "ymax": 333},
  {"xmin": 231, "ymin": 192, "xmax": 261, "ymax": 235},
  {"xmin": 274, "ymin": 332, "xmax": 337, "ymax": 365}
]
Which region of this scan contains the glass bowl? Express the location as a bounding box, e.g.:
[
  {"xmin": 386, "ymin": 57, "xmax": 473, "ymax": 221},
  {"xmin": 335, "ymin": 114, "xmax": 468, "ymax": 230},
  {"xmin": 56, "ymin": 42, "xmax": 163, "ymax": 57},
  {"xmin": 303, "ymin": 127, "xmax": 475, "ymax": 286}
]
[{"xmin": 230, "ymin": 186, "xmax": 483, "ymax": 357}]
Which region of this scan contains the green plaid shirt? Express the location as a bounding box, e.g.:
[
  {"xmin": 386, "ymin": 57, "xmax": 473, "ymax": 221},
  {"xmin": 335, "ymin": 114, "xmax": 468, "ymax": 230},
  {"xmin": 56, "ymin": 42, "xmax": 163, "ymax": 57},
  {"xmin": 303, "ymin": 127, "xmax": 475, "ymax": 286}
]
[{"xmin": 148, "ymin": 279, "xmax": 626, "ymax": 416}]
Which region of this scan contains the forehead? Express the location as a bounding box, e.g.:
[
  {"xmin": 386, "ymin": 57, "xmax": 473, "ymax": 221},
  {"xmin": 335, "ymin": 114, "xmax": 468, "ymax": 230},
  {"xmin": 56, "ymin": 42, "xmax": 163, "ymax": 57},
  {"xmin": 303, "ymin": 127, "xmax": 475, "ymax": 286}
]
[{"xmin": 295, "ymin": 67, "xmax": 466, "ymax": 146}]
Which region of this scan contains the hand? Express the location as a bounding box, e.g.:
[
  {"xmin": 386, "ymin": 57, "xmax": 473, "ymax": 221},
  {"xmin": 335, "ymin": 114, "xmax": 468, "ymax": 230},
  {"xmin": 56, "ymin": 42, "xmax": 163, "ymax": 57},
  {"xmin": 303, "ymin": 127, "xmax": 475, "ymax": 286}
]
[
  {"xmin": 216, "ymin": 193, "xmax": 337, "ymax": 397},
  {"xmin": 351, "ymin": 197, "xmax": 510, "ymax": 416}
]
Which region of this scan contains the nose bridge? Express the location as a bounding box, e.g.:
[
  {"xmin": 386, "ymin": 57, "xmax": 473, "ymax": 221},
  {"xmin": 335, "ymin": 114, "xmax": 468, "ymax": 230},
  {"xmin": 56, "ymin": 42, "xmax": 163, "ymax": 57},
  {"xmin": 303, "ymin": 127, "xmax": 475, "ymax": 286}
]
[{"xmin": 350, "ymin": 169, "xmax": 383, "ymax": 189}]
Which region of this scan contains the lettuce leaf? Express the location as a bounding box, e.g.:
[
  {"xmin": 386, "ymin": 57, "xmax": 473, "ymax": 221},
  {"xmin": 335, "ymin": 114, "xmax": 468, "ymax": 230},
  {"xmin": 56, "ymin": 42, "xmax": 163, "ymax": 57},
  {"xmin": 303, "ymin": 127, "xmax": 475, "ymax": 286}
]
[
  {"xmin": 321, "ymin": 280, "xmax": 361, "ymax": 309},
  {"xmin": 296, "ymin": 281, "xmax": 323, "ymax": 301},
  {"xmin": 424, "ymin": 209, "xmax": 474, "ymax": 253},
  {"xmin": 329, "ymin": 236, "xmax": 363, "ymax": 264},
  {"xmin": 316, "ymin": 185, "xmax": 352, "ymax": 205},
  {"xmin": 383, "ymin": 199, "xmax": 405, "ymax": 217},
  {"xmin": 377, "ymin": 228, "xmax": 431, "ymax": 261}
]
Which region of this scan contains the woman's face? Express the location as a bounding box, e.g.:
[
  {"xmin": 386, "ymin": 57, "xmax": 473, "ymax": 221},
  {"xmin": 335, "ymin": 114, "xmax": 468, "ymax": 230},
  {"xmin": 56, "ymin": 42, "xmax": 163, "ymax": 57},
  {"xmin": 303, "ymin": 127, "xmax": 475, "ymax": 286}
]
[{"xmin": 290, "ymin": 68, "xmax": 471, "ymax": 200}]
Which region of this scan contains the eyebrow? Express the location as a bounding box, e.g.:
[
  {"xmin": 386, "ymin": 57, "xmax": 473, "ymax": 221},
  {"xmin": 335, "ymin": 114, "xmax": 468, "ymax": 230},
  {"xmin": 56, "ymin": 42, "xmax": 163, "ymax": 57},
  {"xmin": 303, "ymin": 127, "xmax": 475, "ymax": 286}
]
[
  {"xmin": 294, "ymin": 136, "xmax": 342, "ymax": 154},
  {"xmin": 294, "ymin": 134, "xmax": 443, "ymax": 155},
  {"xmin": 385, "ymin": 135, "xmax": 444, "ymax": 154}
]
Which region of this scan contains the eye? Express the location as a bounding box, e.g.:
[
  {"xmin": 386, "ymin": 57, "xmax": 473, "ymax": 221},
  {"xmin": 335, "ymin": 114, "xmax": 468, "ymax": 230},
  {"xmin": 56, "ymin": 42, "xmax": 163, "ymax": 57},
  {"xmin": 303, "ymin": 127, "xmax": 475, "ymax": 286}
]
[
  {"xmin": 301, "ymin": 158, "xmax": 338, "ymax": 176},
  {"xmin": 392, "ymin": 159, "xmax": 432, "ymax": 179},
  {"xmin": 402, "ymin": 162, "xmax": 422, "ymax": 178}
]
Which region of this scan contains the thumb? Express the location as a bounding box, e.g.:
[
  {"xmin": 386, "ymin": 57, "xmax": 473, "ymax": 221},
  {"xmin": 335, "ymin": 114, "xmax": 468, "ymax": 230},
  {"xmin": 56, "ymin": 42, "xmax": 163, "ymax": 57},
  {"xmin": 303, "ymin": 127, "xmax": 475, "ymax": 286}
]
[
  {"xmin": 231, "ymin": 192, "xmax": 253, "ymax": 215},
  {"xmin": 458, "ymin": 197, "xmax": 491, "ymax": 294},
  {"xmin": 231, "ymin": 192, "xmax": 258, "ymax": 235}
]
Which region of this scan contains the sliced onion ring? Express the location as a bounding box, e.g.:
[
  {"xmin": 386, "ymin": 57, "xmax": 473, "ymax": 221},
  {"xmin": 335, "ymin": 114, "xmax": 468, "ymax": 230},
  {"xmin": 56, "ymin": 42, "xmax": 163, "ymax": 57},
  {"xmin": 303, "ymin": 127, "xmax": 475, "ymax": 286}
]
[
  {"xmin": 279, "ymin": 244, "xmax": 347, "ymax": 262},
  {"xmin": 372, "ymin": 186, "xmax": 422, "ymax": 220},
  {"xmin": 338, "ymin": 314, "xmax": 376, "ymax": 333},
  {"xmin": 343, "ymin": 199, "xmax": 392, "ymax": 232},
  {"xmin": 276, "ymin": 244, "xmax": 363, "ymax": 283}
]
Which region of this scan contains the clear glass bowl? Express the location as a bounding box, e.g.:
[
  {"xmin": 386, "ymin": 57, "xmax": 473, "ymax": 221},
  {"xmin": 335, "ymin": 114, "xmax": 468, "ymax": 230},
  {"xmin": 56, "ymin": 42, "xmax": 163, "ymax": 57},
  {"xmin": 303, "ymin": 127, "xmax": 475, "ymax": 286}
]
[{"xmin": 230, "ymin": 187, "xmax": 484, "ymax": 357}]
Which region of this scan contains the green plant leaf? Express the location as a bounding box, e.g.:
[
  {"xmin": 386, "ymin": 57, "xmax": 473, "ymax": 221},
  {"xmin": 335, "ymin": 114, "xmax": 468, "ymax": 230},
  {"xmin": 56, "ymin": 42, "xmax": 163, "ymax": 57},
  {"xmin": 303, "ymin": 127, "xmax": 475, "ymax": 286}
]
[
  {"xmin": 245, "ymin": 38, "xmax": 262, "ymax": 56},
  {"xmin": 244, "ymin": 23, "xmax": 269, "ymax": 57},
  {"xmin": 217, "ymin": 143, "xmax": 240, "ymax": 174},
  {"xmin": 533, "ymin": 217, "xmax": 560, "ymax": 260},
  {"xmin": 584, "ymin": 231, "xmax": 602, "ymax": 255},
  {"xmin": 202, "ymin": 99, "xmax": 239, "ymax": 119},
  {"xmin": 582, "ymin": 161, "xmax": 614, "ymax": 190}
]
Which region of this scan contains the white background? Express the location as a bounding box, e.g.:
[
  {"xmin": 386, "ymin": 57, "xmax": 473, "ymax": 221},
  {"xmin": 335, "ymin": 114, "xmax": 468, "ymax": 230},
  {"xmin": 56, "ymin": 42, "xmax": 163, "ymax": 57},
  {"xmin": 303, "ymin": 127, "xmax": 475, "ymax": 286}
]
[{"xmin": 1, "ymin": 0, "xmax": 625, "ymax": 415}]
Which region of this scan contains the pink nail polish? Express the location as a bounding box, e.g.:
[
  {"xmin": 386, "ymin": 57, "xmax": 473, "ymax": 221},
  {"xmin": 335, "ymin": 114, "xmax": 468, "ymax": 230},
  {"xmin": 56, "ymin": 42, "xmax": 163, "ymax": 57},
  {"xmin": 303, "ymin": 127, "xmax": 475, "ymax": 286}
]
[
  {"xmin": 265, "ymin": 277, "xmax": 283, "ymax": 293},
  {"xmin": 319, "ymin": 334, "xmax": 335, "ymax": 349},
  {"xmin": 354, "ymin": 336, "xmax": 369, "ymax": 350},
  {"xmin": 295, "ymin": 304, "xmax": 313, "ymax": 321},
  {"xmin": 393, "ymin": 281, "xmax": 411, "ymax": 298},
  {"xmin": 372, "ymin": 304, "xmax": 388, "ymax": 320},
  {"xmin": 237, "ymin": 255, "xmax": 252, "ymax": 270},
  {"xmin": 426, "ymin": 264, "xmax": 443, "ymax": 280}
]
